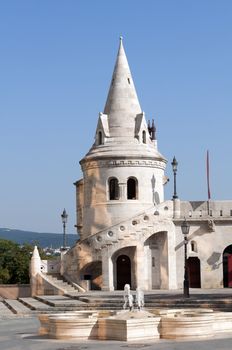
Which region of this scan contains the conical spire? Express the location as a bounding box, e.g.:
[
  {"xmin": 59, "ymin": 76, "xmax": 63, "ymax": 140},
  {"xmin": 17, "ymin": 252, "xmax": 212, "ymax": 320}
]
[
  {"xmin": 82, "ymin": 38, "xmax": 166, "ymax": 162},
  {"xmin": 104, "ymin": 37, "xmax": 142, "ymax": 137}
]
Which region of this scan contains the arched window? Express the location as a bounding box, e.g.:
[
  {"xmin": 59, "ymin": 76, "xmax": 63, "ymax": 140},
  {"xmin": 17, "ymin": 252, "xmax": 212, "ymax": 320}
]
[
  {"xmin": 109, "ymin": 178, "xmax": 119, "ymax": 200},
  {"xmin": 191, "ymin": 240, "xmax": 197, "ymax": 253},
  {"xmin": 98, "ymin": 131, "xmax": 103, "ymax": 145},
  {"xmin": 127, "ymin": 177, "xmax": 138, "ymax": 200},
  {"xmin": 142, "ymin": 130, "xmax": 146, "ymax": 144}
]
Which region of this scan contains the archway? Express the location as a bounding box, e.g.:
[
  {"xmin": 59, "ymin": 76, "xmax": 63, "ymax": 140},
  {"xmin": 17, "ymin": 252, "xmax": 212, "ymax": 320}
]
[
  {"xmin": 144, "ymin": 231, "xmax": 168, "ymax": 289},
  {"xmin": 187, "ymin": 257, "xmax": 201, "ymax": 288},
  {"xmin": 223, "ymin": 245, "xmax": 232, "ymax": 287},
  {"xmin": 80, "ymin": 261, "xmax": 102, "ymax": 290},
  {"xmin": 116, "ymin": 255, "xmax": 131, "ymax": 290}
]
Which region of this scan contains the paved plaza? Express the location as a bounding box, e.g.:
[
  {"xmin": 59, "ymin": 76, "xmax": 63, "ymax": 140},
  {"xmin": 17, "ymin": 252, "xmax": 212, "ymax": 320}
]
[{"xmin": 0, "ymin": 315, "xmax": 231, "ymax": 350}]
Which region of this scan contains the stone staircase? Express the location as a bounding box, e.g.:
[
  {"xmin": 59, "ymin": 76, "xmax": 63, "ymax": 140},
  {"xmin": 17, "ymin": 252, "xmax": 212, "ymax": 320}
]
[
  {"xmin": 1, "ymin": 290, "xmax": 232, "ymax": 318},
  {"xmin": 68, "ymin": 293, "xmax": 232, "ymax": 312},
  {"xmin": 41, "ymin": 273, "xmax": 80, "ymax": 294},
  {"xmin": 81, "ymin": 203, "xmax": 174, "ymax": 260}
]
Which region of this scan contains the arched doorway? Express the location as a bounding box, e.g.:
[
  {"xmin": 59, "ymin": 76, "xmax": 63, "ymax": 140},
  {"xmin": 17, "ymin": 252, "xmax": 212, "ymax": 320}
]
[
  {"xmin": 188, "ymin": 257, "xmax": 201, "ymax": 288},
  {"xmin": 223, "ymin": 245, "xmax": 232, "ymax": 287},
  {"xmin": 116, "ymin": 255, "xmax": 131, "ymax": 290},
  {"xmin": 80, "ymin": 261, "xmax": 102, "ymax": 290},
  {"xmin": 144, "ymin": 231, "xmax": 168, "ymax": 289}
]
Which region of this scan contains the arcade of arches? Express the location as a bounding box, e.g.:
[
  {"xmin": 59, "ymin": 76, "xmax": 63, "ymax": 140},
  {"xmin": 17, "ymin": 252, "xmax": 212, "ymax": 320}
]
[{"xmin": 78, "ymin": 245, "xmax": 232, "ymax": 291}]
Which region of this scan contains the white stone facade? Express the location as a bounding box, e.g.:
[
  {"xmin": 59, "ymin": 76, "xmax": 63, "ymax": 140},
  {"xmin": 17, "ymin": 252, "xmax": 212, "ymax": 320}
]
[{"xmin": 62, "ymin": 39, "xmax": 232, "ymax": 291}]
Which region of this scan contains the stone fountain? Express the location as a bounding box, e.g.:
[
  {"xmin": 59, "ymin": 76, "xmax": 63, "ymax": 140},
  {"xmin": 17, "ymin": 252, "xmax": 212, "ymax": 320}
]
[{"xmin": 37, "ymin": 285, "xmax": 232, "ymax": 341}]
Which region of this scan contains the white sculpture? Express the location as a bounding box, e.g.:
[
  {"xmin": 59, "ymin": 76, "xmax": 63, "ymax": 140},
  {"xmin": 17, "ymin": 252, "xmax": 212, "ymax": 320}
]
[
  {"xmin": 136, "ymin": 287, "xmax": 144, "ymax": 310},
  {"xmin": 123, "ymin": 284, "xmax": 134, "ymax": 311}
]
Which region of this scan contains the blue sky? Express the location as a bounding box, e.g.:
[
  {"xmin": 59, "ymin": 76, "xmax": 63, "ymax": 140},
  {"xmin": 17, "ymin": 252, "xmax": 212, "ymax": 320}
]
[{"xmin": 1, "ymin": 1, "xmax": 232, "ymax": 234}]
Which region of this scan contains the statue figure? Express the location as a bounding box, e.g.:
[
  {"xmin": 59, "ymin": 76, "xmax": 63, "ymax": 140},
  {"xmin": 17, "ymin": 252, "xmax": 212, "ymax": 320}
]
[
  {"xmin": 207, "ymin": 219, "xmax": 215, "ymax": 232},
  {"xmin": 136, "ymin": 287, "xmax": 144, "ymax": 310},
  {"xmin": 123, "ymin": 284, "xmax": 134, "ymax": 311}
]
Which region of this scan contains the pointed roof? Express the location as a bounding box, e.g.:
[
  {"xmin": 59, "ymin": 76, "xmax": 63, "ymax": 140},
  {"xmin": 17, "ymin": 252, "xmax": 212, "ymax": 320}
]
[
  {"xmin": 104, "ymin": 37, "xmax": 142, "ymax": 136},
  {"xmin": 81, "ymin": 38, "xmax": 166, "ymax": 163}
]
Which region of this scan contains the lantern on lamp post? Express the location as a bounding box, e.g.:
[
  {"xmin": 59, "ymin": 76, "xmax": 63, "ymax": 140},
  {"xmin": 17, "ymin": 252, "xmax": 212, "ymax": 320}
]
[
  {"xmin": 171, "ymin": 156, "xmax": 178, "ymax": 199},
  {"xmin": 61, "ymin": 209, "xmax": 68, "ymax": 250}
]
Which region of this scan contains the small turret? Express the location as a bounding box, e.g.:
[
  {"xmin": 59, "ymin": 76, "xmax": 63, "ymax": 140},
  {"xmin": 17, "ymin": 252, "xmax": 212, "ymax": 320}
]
[{"xmin": 148, "ymin": 119, "xmax": 156, "ymax": 141}]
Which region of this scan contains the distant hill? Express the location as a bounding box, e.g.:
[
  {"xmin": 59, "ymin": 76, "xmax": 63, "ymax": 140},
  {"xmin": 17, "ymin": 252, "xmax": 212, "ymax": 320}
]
[{"xmin": 0, "ymin": 228, "xmax": 78, "ymax": 248}]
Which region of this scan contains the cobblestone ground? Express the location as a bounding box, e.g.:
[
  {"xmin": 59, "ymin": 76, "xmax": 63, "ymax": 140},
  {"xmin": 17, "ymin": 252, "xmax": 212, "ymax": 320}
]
[{"xmin": 0, "ymin": 317, "xmax": 232, "ymax": 350}]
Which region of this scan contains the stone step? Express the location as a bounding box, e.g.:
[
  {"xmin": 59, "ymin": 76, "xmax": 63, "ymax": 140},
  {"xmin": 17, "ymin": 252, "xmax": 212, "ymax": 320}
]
[
  {"xmin": 78, "ymin": 297, "xmax": 123, "ymax": 304},
  {"xmin": 45, "ymin": 274, "xmax": 77, "ymax": 292},
  {"xmin": 3, "ymin": 296, "xmax": 232, "ymax": 315},
  {"xmin": 18, "ymin": 297, "xmax": 54, "ymax": 311},
  {"xmin": 35, "ymin": 295, "xmax": 86, "ymax": 307},
  {"xmin": 0, "ymin": 301, "xmax": 16, "ymax": 318},
  {"xmin": 3, "ymin": 299, "xmax": 33, "ymax": 315}
]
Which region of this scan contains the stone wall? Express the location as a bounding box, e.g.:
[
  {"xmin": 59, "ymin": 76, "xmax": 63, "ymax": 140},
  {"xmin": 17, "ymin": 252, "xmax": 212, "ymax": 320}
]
[
  {"xmin": 175, "ymin": 203, "xmax": 232, "ymax": 289},
  {"xmin": 0, "ymin": 284, "xmax": 31, "ymax": 299}
]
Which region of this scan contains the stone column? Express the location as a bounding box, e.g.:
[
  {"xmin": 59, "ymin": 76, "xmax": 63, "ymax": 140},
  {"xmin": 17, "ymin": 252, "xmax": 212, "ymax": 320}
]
[
  {"xmin": 173, "ymin": 198, "xmax": 181, "ymax": 218},
  {"xmin": 136, "ymin": 244, "xmax": 148, "ymax": 290},
  {"xmin": 167, "ymin": 225, "xmax": 178, "ymax": 289},
  {"xmin": 101, "ymin": 251, "xmax": 114, "ymax": 291},
  {"xmin": 119, "ymin": 182, "xmax": 127, "ymax": 201},
  {"xmin": 60, "ymin": 249, "xmax": 68, "ymax": 276}
]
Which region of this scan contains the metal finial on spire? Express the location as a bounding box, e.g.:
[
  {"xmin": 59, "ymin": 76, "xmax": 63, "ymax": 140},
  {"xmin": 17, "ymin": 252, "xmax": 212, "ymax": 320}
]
[{"xmin": 120, "ymin": 36, "xmax": 123, "ymax": 42}]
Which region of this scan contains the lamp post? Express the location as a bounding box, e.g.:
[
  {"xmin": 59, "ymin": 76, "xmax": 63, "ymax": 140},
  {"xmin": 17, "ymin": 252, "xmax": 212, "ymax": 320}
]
[
  {"xmin": 181, "ymin": 218, "xmax": 190, "ymax": 298},
  {"xmin": 61, "ymin": 209, "xmax": 68, "ymax": 249},
  {"xmin": 171, "ymin": 156, "xmax": 178, "ymax": 199}
]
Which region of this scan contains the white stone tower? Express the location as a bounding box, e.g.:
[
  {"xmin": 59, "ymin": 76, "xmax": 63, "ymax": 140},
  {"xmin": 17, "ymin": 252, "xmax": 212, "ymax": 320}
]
[{"xmin": 75, "ymin": 38, "xmax": 167, "ymax": 240}]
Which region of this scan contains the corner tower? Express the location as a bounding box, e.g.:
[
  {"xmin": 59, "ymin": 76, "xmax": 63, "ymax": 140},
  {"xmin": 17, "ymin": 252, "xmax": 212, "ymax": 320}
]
[{"xmin": 75, "ymin": 38, "xmax": 167, "ymax": 239}]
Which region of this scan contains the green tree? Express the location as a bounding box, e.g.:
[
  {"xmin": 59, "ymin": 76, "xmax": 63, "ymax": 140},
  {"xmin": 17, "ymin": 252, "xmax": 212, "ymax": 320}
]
[{"xmin": 0, "ymin": 239, "xmax": 46, "ymax": 284}]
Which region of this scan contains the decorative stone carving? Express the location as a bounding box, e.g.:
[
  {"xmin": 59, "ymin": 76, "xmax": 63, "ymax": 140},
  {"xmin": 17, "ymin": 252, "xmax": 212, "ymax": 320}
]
[
  {"xmin": 82, "ymin": 159, "xmax": 166, "ymax": 171},
  {"xmin": 207, "ymin": 219, "xmax": 216, "ymax": 232}
]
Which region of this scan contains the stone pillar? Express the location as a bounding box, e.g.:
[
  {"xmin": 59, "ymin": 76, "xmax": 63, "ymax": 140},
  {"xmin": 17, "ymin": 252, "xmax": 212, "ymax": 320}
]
[
  {"xmin": 119, "ymin": 182, "xmax": 127, "ymax": 201},
  {"xmin": 173, "ymin": 198, "xmax": 181, "ymax": 218},
  {"xmin": 167, "ymin": 226, "xmax": 178, "ymax": 289},
  {"xmin": 136, "ymin": 245, "xmax": 148, "ymax": 290},
  {"xmin": 101, "ymin": 252, "xmax": 114, "ymax": 291},
  {"xmin": 60, "ymin": 249, "xmax": 68, "ymax": 276},
  {"xmin": 30, "ymin": 246, "xmax": 41, "ymax": 296}
]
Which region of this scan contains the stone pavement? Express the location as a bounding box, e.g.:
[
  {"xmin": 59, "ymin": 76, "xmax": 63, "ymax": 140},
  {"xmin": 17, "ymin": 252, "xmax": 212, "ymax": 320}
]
[{"xmin": 0, "ymin": 316, "xmax": 232, "ymax": 350}]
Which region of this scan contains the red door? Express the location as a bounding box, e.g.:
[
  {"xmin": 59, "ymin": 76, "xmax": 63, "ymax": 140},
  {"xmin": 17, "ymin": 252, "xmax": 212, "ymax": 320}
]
[
  {"xmin": 228, "ymin": 255, "xmax": 232, "ymax": 287},
  {"xmin": 188, "ymin": 257, "xmax": 201, "ymax": 288}
]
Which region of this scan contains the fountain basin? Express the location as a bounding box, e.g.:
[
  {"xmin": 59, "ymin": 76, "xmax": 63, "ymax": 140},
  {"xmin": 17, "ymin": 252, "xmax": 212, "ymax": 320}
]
[
  {"xmin": 98, "ymin": 310, "xmax": 160, "ymax": 341},
  {"xmin": 49, "ymin": 315, "xmax": 98, "ymax": 340},
  {"xmin": 213, "ymin": 312, "xmax": 232, "ymax": 334},
  {"xmin": 38, "ymin": 310, "xmax": 116, "ymax": 338},
  {"xmin": 160, "ymin": 311, "xmax": 215, "ymax": 339},
  {"xmin": 37, "ymin": 308, "xmax": 232, "ymax": 341}
]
